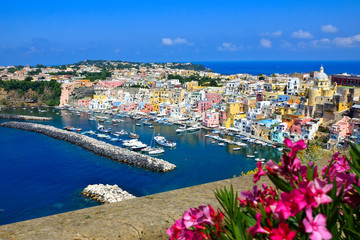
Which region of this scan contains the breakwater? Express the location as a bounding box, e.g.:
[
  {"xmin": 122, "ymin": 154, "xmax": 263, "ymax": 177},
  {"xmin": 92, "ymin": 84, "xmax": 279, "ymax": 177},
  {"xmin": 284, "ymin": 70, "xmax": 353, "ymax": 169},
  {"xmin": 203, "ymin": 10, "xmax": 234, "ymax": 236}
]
[
  {"xmin": 0, "ymin": 114, "xmax": 52, "ymax": 121},
  {"xmin": 0, "ymin": 121, "xmax": 176, "ymax": 172},
  {"xmin": 82, "ymin": 184, "xmax": 135, "ymax": 204}
]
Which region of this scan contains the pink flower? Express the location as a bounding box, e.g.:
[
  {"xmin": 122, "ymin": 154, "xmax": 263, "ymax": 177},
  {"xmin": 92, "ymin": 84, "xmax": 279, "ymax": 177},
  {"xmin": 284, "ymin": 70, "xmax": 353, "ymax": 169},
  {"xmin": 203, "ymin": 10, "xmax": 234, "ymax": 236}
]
[
  {"xmin": 269, "ymin": 223, "xmax": 297, "ymax": 240},
  {"xmin": 247, "ymin": 213, "xmax": 269, "ymax": 236},
  {"xmin": 166, "ymin": 219, "xmax": 195, "ymax": 240},
  {"xmin": 183, "ymin": 205, "xmax": 212, "ymax": 229},
  {"xmin": 303, "ymin": 208, "xmax": 332, "ymax": 240},
  {"xmin": 284, "ymin": 138, "xmax": 307, "ymax": 157},
  {"xmin": 305, "ymin": 178, "xmax": 333, "ymax": 207},
  {"xmin": 253, "ymin": 162, "xmax": 266, "ymax": 183},
  {"xmin": 275, "ymin": 189, "xmax": 307, "ymax": 220}
]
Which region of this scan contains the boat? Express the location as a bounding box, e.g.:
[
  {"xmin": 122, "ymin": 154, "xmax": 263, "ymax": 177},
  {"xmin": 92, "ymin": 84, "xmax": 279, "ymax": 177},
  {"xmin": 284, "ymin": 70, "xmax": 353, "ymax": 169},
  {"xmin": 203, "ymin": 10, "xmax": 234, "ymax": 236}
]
[
  {"xmin": 122, "ymin": 139, "xmax": 142, "ymax": 147},
  {"xmin": 148, "ymin": 148, "xmax": 165, "ymax": 155},
  {"xmin": 176, "ymin": 125, "xmax": 187, "ymax": 133},
  {"xmin": 218, "ymin": 143, "xmax": 226, "ymax": 146},
  {"xmin": 97, "ymin": 125, "xmax": 111, "ymax": 134},
  {"xmin": 255, "ymin": 158, "xmax": 266, "ymax": 162},
  {"xmin": 136, "ymin": 123, "xmax": 141, "ymax": 126},
  {"xmin": 88, "ymin": 117, "xmax": 96, "ymax": 121},
  {"xmin": 115, "ymin": 130, "xmax": 128, "ymax": 135},
  {"xmin": 247, "ymin": 155, "xmax": 255, "ymax": 158},
  {"xmin": 131, "ymin": 143, "xmax": 148, "ymax": 151},
  {"xmin": 154, "ymin": 135, "xmax": 176, "ymax": 148},
  {"xmin": 129, "ymin": 132, "xmax": 140, "ymax": 139},
  {"xmin": 97, "ymin": 134, "xmax": 111, "ymax": 140},
  {"xmin": 187, "ymin": 125, "xmax": 201, "ymax": 132},
  {"xmin": 233, "ymin": 147, "xmax": 241, "ymax": 151},
  {"xmin": 277, "ymin": 147, "xmax": 283, "ymax": 151},
  {"xmin": 110, "ymin": 138, "xmax": 118, "ymax": 142}
]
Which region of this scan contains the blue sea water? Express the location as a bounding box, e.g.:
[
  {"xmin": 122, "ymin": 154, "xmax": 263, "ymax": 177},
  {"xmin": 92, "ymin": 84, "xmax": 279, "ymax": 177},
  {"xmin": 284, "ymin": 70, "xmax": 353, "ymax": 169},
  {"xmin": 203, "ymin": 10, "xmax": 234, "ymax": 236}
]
[
  {"xmin": 0, "ymin": 108, "xmax": 282, "ymax": 225},
  {"xmin": 196, "ymin": 60, "xmax": 360, "ymax": 76}
]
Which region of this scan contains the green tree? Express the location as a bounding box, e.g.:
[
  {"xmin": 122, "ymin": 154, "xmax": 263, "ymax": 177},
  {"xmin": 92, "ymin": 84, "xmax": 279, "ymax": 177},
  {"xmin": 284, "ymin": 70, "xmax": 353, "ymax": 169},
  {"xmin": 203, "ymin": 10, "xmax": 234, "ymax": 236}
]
[{"xmin": 24, "ymin": 76, "xmax": 33, "ymax": 81}]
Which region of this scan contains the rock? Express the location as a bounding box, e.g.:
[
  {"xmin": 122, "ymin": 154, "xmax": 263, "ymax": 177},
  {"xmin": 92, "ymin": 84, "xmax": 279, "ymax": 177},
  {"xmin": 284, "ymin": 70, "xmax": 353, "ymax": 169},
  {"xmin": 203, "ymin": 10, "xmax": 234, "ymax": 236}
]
[{"xmin": 82, "ymin": 184, "xmax": 136, "ymax": 204}]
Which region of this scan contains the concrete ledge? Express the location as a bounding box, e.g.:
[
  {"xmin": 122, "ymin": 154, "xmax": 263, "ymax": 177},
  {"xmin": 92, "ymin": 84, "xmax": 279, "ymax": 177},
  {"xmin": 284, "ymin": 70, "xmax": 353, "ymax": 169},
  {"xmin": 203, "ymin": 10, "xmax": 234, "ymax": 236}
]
[
  {"xmin": 0, "ymin": 159, "xmax": 328, "ymax": 240},
  {"xmin": 0, "ymin": 174, "xmax": 269, "ymax": 240}
]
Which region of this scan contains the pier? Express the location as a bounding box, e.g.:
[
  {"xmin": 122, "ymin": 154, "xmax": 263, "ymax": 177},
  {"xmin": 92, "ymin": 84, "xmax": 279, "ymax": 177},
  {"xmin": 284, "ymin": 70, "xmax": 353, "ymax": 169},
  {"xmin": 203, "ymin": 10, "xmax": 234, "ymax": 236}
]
[
  {"xmin": 0, "ymin": 121, "xmax": 176, "ymax": 172},
  {"xmin": 82, "ymin": 184, "xmax": 136, "ymax": 204},
  {"xmin": 0, "ymin": 114, "xmax": 52, "ymax": 121}
]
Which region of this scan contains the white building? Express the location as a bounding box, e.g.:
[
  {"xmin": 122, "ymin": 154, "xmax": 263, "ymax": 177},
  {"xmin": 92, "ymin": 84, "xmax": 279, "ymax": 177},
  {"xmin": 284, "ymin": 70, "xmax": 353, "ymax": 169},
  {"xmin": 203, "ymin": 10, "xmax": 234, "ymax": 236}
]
[{"xmin": 286, "ymin": 77, "xmax": 300, "ymax": 95}]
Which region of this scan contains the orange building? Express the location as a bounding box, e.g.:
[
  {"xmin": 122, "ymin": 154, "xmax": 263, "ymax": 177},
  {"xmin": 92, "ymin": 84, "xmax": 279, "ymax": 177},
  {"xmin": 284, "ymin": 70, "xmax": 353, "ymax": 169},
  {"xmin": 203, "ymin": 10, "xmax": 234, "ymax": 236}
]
[{"xmin": 282, "ymin": 114, "xmax": 305, "ymax": 130}]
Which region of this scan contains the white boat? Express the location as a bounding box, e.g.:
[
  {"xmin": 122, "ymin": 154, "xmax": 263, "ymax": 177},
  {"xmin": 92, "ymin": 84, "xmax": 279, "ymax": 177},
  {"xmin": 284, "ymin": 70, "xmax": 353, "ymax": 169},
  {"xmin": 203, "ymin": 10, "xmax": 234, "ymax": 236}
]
[
  {"xmin": 131, "ymin": 143, "xmax": 148, "ymax": 151},
  {"xmin": 123, "ymin": 139, "xmax": 142, "ymax": 147},
  {"xmin": 148, "ymin": 148, "xmax": 165, "ymax": 155},
  {"xmin": 235, "ymin": 142, "xmax": 247, "ymax": 146},
  {"xmin": 187, "ymin": 125, "xmax": 201, "ymax": 132},
  {"xmin": 154, "ymin": 135, "xmax": 176, "ymax": 148},
  {"xmin": 233, "ymin": 147, "xmax": 241, "ymax": 151},
  {"xmin": 255, "ymin": 158, "xmax": 266, "ymax": 162},
  {"xmin": 176, "ymin": 125, "xmax": 187, "ymax": 133},
  {"xmin": 218, "ymin": 143, "xmax": 226, "ymax": 146},
  {"xmin": 247, "ymin": 155, "xmax": 255, "ymax": 158}
]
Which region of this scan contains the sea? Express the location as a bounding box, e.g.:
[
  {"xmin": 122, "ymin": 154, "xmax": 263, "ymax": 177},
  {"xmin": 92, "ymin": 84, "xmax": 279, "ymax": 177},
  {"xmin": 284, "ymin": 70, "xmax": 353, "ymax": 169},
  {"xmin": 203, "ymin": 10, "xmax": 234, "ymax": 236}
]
[
  {"xmin": 0, "ymin": 60, "xmax": 359, "ymax": 225},
  {"xmin": 196, "ymin": 60, "xmax": 360, "ymax": 76}
]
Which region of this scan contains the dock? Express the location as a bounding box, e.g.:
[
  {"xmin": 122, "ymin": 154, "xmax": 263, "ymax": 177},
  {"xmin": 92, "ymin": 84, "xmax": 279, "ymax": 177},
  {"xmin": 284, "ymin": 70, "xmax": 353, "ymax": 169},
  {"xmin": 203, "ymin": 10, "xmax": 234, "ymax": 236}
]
[
  {"xmin": 0, "ymin": 114, "xmax": 52, "ymax": 121},
  {"xmin": 0, "ymin": 121, "xmax": 176, "ymax": 172}
]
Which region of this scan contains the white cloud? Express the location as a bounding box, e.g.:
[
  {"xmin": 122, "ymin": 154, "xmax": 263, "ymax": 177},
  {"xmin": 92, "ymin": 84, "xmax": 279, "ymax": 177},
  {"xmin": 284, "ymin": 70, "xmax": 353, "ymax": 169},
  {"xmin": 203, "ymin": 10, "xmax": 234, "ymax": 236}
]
[
  {"xmin": 260, "ymin": 38, "xmax": 272, "ymax": 48},
  {"xmin": 312, "ymin": 38, "xmax": 331, "ymax": 47},
  {"xmin": 280, "ymin": 41, "xmax": 292, "ymax": 49},
  {"xmin": 334, "ymin": 34, "xmax": 360, "ymax": 47},
  {"xmin": 260, "ymin": 31, "xmax": 282, "ymax": 37},
  {"xmin": 218, "ymin": 42, "xmax": 238, "ymax": 51},
  {"xmin": 321, "ymin": 24, "xmax": 338, "ymax": 33},
  {"xmin": 114, "ymin": 48, "xmax": 120, "ymax": 53},
  {"xmin": 292, "ymin": 30, "xmax": 313, "ymax": 39},
  {"xmin": 162, "ymin": 37, "xmax": 189, "ymax": 46}
]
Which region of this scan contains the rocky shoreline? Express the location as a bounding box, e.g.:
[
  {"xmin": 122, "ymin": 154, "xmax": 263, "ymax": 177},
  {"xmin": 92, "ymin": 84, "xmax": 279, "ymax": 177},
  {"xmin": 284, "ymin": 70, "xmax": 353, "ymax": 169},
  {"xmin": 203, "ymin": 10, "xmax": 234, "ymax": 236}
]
[
  {"xmin": 0, "ymin": 121, "xmax": 176, "ymax": 172},
  {"xmin": 82, "ymin": 184, "xmax": 136, "ymax": 204},
  {"xmin": 0, "ymin": 114, "xmax": 52, "ymax": 121}
]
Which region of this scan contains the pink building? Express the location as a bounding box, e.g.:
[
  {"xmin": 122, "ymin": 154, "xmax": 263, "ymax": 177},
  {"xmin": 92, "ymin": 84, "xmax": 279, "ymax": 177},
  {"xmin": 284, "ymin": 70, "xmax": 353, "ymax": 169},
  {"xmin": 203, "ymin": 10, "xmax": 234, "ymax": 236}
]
[
  {"xmin": 141, "ymin": 104, "xmax": 155, "ymax": 114},
  {"xmin": 78, "ymin": 98, "xmax": 91, "ymax": 107},
  {"xmin": 197, "ymin": 100, "xmax": 213, "ymax": 113},
  {"xmin": 120, "ymin": 103, "xmax": 137, "ymax": 112},
  {"xmin": 96, "ymin": 80, "xmax": 123, "ymax": 88},
  {"xmin": 59, "ymin": 83, "xmax": 75, "ymax": 106},
  {"xmin": 202, "ymin": 111, "xmax": 220, "ymax": 128},
  {"xmin": 290, "ymin": 117, "xmax": 312, "ymax": 135},
  {"xmin": 205, "ymin": 92, "xmax": 222, "ymax": 104},
  {"xmin": 330, "ymin": 116, "xmax": 351, "ymax": 141}
]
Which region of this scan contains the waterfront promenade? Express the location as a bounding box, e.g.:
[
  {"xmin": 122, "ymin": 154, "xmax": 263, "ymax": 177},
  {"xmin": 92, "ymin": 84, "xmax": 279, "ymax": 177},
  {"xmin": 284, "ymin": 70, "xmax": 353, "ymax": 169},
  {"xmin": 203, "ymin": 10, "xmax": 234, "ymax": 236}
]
[{"xmin": 0, "ymin": 121, "xmax": 176, "ymax": 172}]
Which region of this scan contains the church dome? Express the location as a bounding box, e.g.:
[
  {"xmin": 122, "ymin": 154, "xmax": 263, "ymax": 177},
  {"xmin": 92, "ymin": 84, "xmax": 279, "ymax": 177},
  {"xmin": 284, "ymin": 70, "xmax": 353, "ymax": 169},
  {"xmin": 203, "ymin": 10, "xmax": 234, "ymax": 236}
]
[{"xmin": 315, "ymin": 66, "xmax": 328, "ymax": 81}]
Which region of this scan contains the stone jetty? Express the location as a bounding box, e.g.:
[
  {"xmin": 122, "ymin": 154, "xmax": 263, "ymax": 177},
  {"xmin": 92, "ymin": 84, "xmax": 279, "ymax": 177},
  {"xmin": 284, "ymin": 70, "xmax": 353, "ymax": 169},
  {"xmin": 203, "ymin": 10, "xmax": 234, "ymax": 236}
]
[
  {"xmin": 0, "ymin": 114, "xmax": 52, "ymax": 121},
  {"xmin": 82, "ymin": 184, "xmax": 135, "ymax": 204},
  {"xmin": 0, "ymin": 121, "xmax": 176, "ymax": 172}
]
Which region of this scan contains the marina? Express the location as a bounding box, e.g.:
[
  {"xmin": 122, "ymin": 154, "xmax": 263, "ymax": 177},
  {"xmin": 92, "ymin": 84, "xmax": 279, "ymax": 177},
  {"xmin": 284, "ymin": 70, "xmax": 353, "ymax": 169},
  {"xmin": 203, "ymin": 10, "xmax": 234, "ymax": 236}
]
[{"xmin": 0, "ymin": 107, "xmax": 282, "ymax": 225}]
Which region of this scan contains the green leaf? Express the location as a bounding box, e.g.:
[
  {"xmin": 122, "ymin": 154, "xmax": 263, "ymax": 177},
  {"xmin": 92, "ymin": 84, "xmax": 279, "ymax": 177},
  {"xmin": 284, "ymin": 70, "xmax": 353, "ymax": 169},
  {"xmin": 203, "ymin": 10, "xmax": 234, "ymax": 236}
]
[{"xmin": 267, "ymin": 174, "xmax": 293, "ymax": 193}]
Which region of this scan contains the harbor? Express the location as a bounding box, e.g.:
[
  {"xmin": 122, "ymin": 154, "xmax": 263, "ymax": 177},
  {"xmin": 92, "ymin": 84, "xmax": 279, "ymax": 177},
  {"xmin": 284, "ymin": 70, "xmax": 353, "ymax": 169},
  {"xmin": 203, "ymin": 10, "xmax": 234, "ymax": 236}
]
[{"xmin": 0, "ymin": 107, "xmax": 282, "ymax": 225}]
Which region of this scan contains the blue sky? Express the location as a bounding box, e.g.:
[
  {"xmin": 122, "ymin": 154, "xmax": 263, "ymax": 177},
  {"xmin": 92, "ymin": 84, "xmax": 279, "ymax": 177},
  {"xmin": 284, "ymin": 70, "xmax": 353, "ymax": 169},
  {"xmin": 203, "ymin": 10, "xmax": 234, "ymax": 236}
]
[{"xmin": 0, "ymin": 0, "xmax": 360, "ymax": 65}]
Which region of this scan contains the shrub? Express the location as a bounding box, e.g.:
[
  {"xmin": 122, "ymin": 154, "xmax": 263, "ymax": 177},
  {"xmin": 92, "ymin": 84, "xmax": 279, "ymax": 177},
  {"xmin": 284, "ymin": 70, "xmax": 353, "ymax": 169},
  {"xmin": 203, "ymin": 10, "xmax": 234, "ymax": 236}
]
[{"xmin": 167, "ymin": 139, "xmax": 360, "ymax": 239}]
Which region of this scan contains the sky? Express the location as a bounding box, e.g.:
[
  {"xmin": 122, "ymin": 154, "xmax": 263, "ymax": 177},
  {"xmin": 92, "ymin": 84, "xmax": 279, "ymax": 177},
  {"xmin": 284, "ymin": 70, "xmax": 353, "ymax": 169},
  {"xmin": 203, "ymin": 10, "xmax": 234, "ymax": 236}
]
[{"xmin": 0, "ymin": 0, "xmax": 360, "ymax": 65}]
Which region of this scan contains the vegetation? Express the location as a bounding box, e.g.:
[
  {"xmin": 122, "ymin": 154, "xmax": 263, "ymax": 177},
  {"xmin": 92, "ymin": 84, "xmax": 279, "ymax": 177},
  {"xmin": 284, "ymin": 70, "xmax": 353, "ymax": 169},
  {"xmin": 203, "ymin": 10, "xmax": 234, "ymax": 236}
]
[
  {"xmin": 82, "ymin": 71, "xmax": 111, "ymax": 81},
  {"xmin": 0, "ymin": 80, "xmax": 62, "ymax": 106},
  {"xmin": 168, "ymin": 74, "xmax": 221, "ymax": 86}
]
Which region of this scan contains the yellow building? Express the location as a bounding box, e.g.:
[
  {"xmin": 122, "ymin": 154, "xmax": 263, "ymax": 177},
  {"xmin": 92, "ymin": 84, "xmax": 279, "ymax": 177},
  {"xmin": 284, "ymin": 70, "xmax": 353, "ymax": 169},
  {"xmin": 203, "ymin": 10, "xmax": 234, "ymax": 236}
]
[
  {"xmin": 224, "ymin": 102, "xmax": 245, "ymax": 128},
  {"xmin": 93, "ymin": 95, "xmax": 107, "ymax": 100},
  {"xmin": 150, "ymin": 89, "xmax": 169, "ymax": 104},
  {"xmin": 186, "ymin": 81, "xmax": 198, "ymax": 91},
  {"xmin": 307, "ymin": 66, "xmax": 337, "ymax": 106},
  {"xmin": 263, "ymin": 92, "xmax": 278, "ymax": 101}
]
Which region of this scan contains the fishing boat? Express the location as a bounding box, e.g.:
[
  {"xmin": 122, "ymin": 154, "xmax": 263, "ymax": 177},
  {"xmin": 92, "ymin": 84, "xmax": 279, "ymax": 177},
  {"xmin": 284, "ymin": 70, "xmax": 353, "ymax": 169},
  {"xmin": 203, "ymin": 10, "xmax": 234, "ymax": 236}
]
[{"xmin": 154, "ymin": 135, "xmax": 176, "ymax": 148}]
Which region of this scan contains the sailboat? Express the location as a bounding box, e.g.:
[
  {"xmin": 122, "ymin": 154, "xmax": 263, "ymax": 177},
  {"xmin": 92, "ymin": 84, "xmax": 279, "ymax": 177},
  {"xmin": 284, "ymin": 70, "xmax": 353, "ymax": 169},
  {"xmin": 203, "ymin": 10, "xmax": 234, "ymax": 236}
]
[{"xmin": 129, "ymin": 122, "xmax": 139, "ymax": 139}]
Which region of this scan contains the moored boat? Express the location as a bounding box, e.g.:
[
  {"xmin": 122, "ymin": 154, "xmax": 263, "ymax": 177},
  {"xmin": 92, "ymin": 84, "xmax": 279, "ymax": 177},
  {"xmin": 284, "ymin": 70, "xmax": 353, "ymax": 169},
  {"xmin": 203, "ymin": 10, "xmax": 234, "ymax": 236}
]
[{"xmin": 154, "ymin": 135, "xmax": 176, "ymax": 148}]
